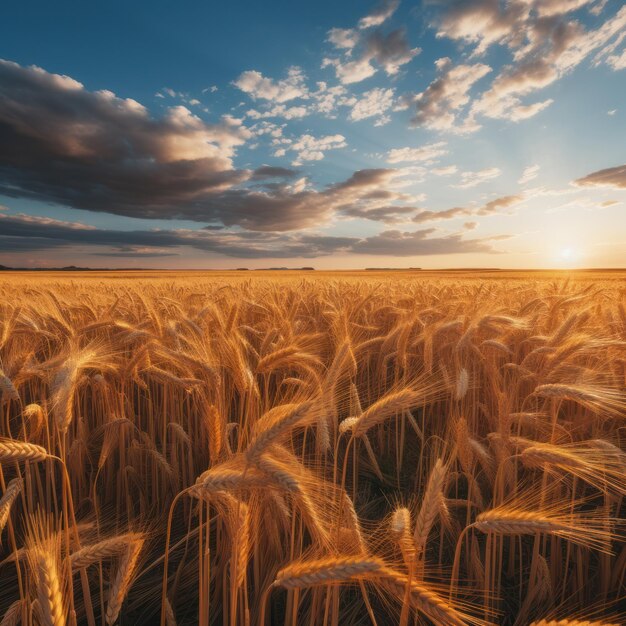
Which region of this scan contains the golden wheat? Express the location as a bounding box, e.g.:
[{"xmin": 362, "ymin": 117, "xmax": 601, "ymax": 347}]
[{"xmin": 0, "ymin": 271, "xmax": 623, "ymax": 625}]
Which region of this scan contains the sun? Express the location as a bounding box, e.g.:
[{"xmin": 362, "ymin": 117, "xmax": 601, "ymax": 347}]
[{"xmin": 555, "ymin": 245, "xmax": 583, "ymax": 266}]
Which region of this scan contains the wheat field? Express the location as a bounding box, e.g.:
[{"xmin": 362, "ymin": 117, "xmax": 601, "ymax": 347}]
[{"xmin": 0, "ymin": 270, "xmax": 624, "ymax": 626}]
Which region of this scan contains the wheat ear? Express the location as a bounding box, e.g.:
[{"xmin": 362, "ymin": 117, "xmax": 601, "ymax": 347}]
[
  {"xmin": 105, "ymin": 540, "xmax": 144, "ymax": 625},
  {"xmin": 0, "ymin": 478, "xmax": 23, "ymax": 537},
  {"xmin": 0, "ymin": 439, "xmax": 47, "ymax": 463},
  {"xmin": 273, "ymin": 556, "xmax": 385, "ymax": 588}
]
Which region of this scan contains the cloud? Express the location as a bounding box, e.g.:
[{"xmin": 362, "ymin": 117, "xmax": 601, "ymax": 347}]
[
  {"xmin": 352, "ymin": 227, "xmax": 503, "ymax": 256},
  {"xmin": 574, "ymin": 164, "xmax": 626, "ymax": 189},
  {"xmin": 454, "ymin": 167, "xmax": 502, "ymax": 189},
  {"xmin": 0, "ymin": 59, "xmax": 424, "ymax": 232},
  {"xmin": 0, "ymin": 59, "xmax": 258, "ymax": 217},
  {"xmin": 432, "ymin": 165, "xmax": 458, "ymax": 176},
  {"xmin": 250, "ymin": 166, "xmax": 299, "ymax": 180},
  {"xmin": 0, "ymin": 211, "xmax": 506, "ymax": 259},
  {"xmin": 243, "ymin": 81, "xmax": 358, "ymax": 121},
  {"xmin": 287, "ymin": 134, "xmax": 347, "ymax": 165},
  {"xmin": 232, "ymin": 67, "xmax": 308, "ymax": 102},
  {"xmin": 410, "ymin": 194, "xmax": 523, "ymax": 223},
  {"xmin": 431, "ymin": 0, "xmax": 528, "ymax": 55},
  {"xmin": 535, "ymin": 0, "xmax": 595, "ymax": 18},
  {"xmin": 427, "ymin": 2, "xmax": 626, "ymax": 126},
  {"xmin": 475, "ymin": 194, "xmax": 523, "ymax": 214},
  {"xmin": 386, "ymin": 141, "xmax": 448, "ymax": 163},
  {"xmin": 606, "ymin": 48, "xmax": 626, "ymax": 69},
  {"xmin": 518, "ymin": 164, "xmax": 540, "ymax": 185},
  {"xmin": 310, "ymin": 82, "xmax": 357, "ymax": 115},
  {"xmin": 342, "ymin": 204, "xmax": 419, "ymax": 223},
  {"xmin": 464, "ymin": 221, "xmax": 478, "ymax": 230},
  {"xmin": 327, "ymin": 28, "xmax": 359, "ymax": 50},
  {"xmin": 0, "ymin": 212, "xmax": 358, "ymax": 258},
  {"xmin": 246, "ymin": 105, "xmax": 309, "ymax": 120},
  {"xmin": 412, "ymin": 58, "xmax": 491, "ymax": 131},
  {"xmin": 358, "ymin": 0, "xmax": 400, "ymax": 29},
  {"xmin": 467, "ymin": 6, "xmax": 626, "ymax": 123},
  {"xmin": 94, "ymin": 247, "xmax": 180, "ymax": 258},
  {"xmin": 412, "ymin": 207, "xmax": 469, "ymax": 223},
  {"xmin": 349, "ymin": 87, "xmax": 394, "ymax": 122},
  {"xmin": 324, "ymin": 28, "xmax": 419, "ymax": 84},
  {"xmin": 329, "ymin": 167, "xmax": 402, "ymax": 191},
  {"xmin": 363, "ymin": 29, "xmax": 420, "ymax": 74}
]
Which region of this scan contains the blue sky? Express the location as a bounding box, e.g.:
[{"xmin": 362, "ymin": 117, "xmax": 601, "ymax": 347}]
[{"xmin": 0, "ymin": 0, "xmax": 624, "ymax": 268}]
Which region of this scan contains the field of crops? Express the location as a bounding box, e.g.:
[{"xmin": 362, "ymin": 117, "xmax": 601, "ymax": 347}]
[{"xmin": 0, "ymin": 271, "xmax": 624, "ymax": 625}]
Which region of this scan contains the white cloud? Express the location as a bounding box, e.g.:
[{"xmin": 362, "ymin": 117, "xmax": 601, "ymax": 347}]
[
  {"xmin": 358, "ymin": 0, "xmax": 400, "ymax": 29},
  {"xmin": 386, "ymin": 142, "xmax": 448, "ymax": 164},
  {"xmin": 427, "ymin": 2, "xmax": 626, "ymax": 127},
  {"xmin": 454, "ymin": 167, "xmax": 502, "ymax": 189},
  {"xmin": 606, "ymin": 48, "xmax": 626, "ymax": 69},
  {"xmin": 233, "ymin": 67, "xmax": 308, "ymax": 103},
  {"xmin": 288, "ymin": 134, "xmax": 347, "ymax": 165},
  {"xmin": 311, "ymin": 82, "xmax": 356, "ymax": 116},
  {"xmin": 535, "ymin": 0, "xmax": 595, "ymax": 18},
  {"xmin": 327, "ymin": 28, "xmax": 359, "ymax": 50},
  {"xmin": 247, "ymin": 105, "xmax": 308, "ymax": 120},
  {"xmin": 518, "ymin": 164, "xmax": 540, "ymax": 185},
  {"xmin": 432, "ymin": 165, "xmax": 458, "ymax": 176},
  {"xmin": 323, "ymin": 56, "xmax": 377, "ymax": 84},
  {"xmin": 350, "ymin": 87, "xmax": 395, "ymax": 122}
]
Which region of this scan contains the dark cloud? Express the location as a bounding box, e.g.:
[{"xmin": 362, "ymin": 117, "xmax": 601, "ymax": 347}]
[
  {"xmin": 412, "ymin": 58, "xmax": 491, "ymax": 131},
  {"xmin": 0, "ymin": 212, "xmax": 357, "ymax": 259},
  {"xmin": 250, "ymin": 166, "xmax": 299, "ymax": 179},
  {"xmin": 93, "ymin": 247, "xmax": 180, "ymax": 258},
  {"xmin": 0, "ymin": 60, "xmax": 430, "ymax": 233},
  {"xmin": 0, "ymin": 59, "xmax": 252, "ymax": 219},
  {"xmin": 410, "ymin": 195, "xmax": 523, "ymax": 224},
  {"xmin": 342, "ymin": 205, "xmax": 419, "ymax": 223},
  {"xmin": 363, "ymin": 29, "xmax": 419, "ymax": 75},
  {"xmin": 353, "ymin": 228, "xmax": 502, "ymax": 256},
  {"xmin": 0, "ymin": 212, "xmax": 505, "ymax": 259},
  {"xmin": 574, "ymin": 164, "xmax": 626, "ymax": 189},
  {"xmin": 0, "ymin": 236, "xmax": 70, "ymax": 252},
  {"xmin": 324, "ymin": 27, "xmax": 419, "ymax": 84},
  {"xmin": 412, "ymin": 207, "xmax": 469, "ymax": 223},
  {"xmin": 330, "ymin": 168, "xmax": 397, "ymax": 191}
]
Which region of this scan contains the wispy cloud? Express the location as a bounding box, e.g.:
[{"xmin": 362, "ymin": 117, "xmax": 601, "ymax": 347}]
[
  {"xmin": 518, "ymin": 165, "xmax": 540, "ymax": 185},
  {"xmin": 454, "ymin": 167, "xmax": 502, "ymax": 189}
]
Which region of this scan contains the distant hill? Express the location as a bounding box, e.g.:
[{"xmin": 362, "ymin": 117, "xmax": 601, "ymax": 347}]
[
  {"xmin": 0, "ymin": 265, "xmax": 145, "ymax": 271},
  {"xmin": 365, "ymin": 267, "xmax": 422, "ymax": 271}
]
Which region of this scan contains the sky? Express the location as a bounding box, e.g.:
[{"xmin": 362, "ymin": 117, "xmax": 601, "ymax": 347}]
[{"xmin": 0, "ymin": 0, "xmax": 625, "ymax": 269}]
